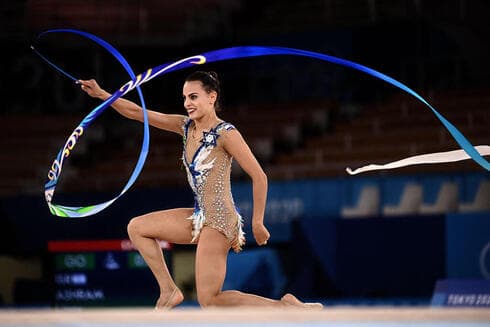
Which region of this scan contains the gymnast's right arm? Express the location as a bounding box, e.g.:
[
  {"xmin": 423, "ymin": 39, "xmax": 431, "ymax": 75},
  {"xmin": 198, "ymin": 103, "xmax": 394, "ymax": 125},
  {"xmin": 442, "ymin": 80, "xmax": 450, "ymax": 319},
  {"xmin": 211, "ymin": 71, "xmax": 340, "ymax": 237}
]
[{"xmin": 78, "ymin": 79, "xmax": 184, "ymax": 135}]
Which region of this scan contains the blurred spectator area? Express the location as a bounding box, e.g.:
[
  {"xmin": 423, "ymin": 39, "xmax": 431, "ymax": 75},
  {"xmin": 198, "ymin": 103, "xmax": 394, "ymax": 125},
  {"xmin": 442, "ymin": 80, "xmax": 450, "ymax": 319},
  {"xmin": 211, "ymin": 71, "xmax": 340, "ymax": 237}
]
[
  {"xmin": 23, "ymin": 0, "xmax": 242, "ymax": 44},
  {"xmin": 1, "ymin": 87, "xmax": 488, "ymax": 196},
  {"xmin": 269, "ymin": 87, "xmax": 490, "ymax": 180},
  {"xmin": 16, "ymin": 1, "xmax": 490, "ymax": 49},
  {"xmin": 21, "ymin": 1, "xmax": 490, "ymax": 33},
  {"xmin": 2, "ymin": 0, "xmax": 490, "ymax": 196}
]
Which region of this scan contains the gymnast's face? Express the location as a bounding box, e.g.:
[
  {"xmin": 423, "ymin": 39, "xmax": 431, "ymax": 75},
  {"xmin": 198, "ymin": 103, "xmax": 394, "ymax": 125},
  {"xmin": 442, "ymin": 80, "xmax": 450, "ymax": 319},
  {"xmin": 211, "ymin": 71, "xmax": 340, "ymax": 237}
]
[{"xmin": 182, "ymin": 80, "xmax": 217, "ymax": 120}]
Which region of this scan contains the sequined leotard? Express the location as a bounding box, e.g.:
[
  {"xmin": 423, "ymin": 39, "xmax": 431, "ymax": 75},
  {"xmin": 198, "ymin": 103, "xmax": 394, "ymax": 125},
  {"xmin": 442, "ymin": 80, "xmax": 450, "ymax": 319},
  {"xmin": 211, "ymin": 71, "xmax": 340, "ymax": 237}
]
[{"xmin": 182, "ymin": 118, "xmax": 245, "ymax": 252}]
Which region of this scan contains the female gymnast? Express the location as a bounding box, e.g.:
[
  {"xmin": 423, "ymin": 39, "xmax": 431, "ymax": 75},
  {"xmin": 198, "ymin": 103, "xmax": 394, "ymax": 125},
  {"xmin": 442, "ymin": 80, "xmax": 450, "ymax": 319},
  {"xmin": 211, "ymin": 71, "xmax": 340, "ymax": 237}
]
[{"xmin": 79, "ymin": 71, "xmax": 322, "ymax": 310}]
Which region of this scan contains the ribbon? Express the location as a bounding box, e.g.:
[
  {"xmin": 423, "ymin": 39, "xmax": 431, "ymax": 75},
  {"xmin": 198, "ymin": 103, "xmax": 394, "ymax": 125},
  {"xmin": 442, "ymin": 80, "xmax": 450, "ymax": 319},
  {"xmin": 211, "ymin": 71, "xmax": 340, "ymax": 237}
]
[
  {"xmin": 346, "ymin": 145, "xmax": 490, "ymax": 175},
  {"xmin": 35, "ymin": 29, "xmax": 490, "ymax": 217},
  {"xmin": 36, "ymin": 29, "xmax": 151, "ymax": 217}
]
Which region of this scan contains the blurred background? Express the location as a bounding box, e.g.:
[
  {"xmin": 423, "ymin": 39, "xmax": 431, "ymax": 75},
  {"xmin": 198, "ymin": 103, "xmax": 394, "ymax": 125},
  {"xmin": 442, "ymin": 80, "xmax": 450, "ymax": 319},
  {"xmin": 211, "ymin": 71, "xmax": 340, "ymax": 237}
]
[{"xmin": 0, "ymin": 0, "xmax": 489, "ymax": 308}]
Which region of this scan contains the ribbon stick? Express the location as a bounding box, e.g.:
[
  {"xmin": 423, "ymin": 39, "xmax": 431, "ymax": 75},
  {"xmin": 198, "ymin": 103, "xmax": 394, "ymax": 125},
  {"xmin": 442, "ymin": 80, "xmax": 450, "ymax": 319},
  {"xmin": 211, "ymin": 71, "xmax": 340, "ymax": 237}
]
[
  {"xmin": 35, "ymin": 29, "xmax": 490, "ymax": 217},
  {"xmin": 35, "ymin": 29, "xmax": 208, "ymax": 217}
]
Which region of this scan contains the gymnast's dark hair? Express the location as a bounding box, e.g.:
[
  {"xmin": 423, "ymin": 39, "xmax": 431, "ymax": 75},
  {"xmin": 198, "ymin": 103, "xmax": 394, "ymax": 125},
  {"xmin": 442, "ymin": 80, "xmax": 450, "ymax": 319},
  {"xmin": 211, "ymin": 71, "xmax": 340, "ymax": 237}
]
[{"xmin": 185, "ymin": 71, "xmax": 222, "ymax": 111}]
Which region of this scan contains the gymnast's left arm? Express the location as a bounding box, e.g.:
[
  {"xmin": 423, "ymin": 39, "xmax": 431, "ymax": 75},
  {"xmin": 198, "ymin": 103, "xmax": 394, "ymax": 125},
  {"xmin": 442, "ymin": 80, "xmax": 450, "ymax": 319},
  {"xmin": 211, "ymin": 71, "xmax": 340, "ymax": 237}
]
[{"xmin": 222, "ymin": 129, "xmax": 270, "ymax": 246}]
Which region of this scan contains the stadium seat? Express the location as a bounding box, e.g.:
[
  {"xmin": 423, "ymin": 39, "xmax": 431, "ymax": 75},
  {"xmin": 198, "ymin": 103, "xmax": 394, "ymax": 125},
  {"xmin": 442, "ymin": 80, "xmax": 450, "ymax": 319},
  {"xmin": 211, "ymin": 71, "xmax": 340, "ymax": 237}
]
[
  {"xmin": 459, "ymin": 180, "xmax": 490, "ymax": 212},
  {"xmin": 419, "ymin": 182, "xmax": 459, "ymax": 214},
  {"xmin": 341, "ymin": 185, "xmax": 380, "ymax": 218},
  {"xmin": 383, "ymin": 183, "xmax": 423, "ymax": 216}
]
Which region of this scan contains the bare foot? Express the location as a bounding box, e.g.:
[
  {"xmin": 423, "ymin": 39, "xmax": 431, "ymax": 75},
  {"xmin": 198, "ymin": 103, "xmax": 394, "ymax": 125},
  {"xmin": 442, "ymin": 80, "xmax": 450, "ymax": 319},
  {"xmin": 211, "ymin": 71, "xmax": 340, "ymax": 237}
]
[
  {"xmin": 155, "ymin": 288, "xmax": 184, "ymax": 310},
  {"xmin": 280, "ymin": 293, "xmax": 323, "ymax": 310},
  {"xmin": 280, "ymin": 293, "xmax": 305, "ymax": 307},
  {"xmin": 304, "ymin": 302, "xmax": 324, "ymax": 310}
]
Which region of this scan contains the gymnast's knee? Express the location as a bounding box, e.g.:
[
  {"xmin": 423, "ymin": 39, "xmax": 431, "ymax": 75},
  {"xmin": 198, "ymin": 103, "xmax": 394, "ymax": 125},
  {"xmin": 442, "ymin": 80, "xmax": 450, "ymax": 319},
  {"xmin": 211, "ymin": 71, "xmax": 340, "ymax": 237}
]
[{"xmin": 127, "ymin": 216, "xmax": 143, "ymax": 239}]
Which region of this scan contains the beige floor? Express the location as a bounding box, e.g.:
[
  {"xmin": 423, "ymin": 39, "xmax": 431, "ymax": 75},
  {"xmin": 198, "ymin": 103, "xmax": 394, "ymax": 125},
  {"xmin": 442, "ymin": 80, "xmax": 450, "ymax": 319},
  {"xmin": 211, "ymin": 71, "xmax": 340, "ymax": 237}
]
[{"xmin": 1, "ymin": 307, "xmax": 489, "ymax": 325}]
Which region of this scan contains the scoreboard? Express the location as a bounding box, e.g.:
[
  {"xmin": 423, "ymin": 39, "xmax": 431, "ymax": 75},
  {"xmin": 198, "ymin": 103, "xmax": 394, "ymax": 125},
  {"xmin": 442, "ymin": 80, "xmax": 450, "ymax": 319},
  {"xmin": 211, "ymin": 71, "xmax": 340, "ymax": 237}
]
[{"xmin": 48, "ymin": 239, "xmax": 172, "ymax": 307}]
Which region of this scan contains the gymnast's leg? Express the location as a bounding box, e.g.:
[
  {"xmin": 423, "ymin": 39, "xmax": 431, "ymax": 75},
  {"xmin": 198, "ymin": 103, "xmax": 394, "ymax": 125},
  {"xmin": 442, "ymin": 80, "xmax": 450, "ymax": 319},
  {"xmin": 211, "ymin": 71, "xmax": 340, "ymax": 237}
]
[
  {"xmin": 195, "ymin": 227, "xmax": 322, "ymax": 308},
  {"xmin": 127, "ymin": 207, "xmax": 194, "ymax": 309}
]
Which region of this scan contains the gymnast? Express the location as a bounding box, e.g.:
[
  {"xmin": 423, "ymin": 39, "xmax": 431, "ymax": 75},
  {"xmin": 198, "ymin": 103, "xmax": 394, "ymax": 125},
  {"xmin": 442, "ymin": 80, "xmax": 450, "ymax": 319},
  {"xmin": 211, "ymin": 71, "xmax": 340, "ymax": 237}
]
[{"xmin": 79, "ymin": 71, "xmax": 323, "ymax": 310}]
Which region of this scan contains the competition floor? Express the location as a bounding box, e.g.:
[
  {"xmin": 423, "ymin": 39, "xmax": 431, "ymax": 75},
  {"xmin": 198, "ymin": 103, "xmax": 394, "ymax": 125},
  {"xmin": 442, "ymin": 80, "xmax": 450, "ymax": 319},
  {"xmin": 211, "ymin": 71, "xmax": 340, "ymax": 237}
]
[{"xmin": 1, "ymin": 306, "xmax": 490, "ymax": 327}]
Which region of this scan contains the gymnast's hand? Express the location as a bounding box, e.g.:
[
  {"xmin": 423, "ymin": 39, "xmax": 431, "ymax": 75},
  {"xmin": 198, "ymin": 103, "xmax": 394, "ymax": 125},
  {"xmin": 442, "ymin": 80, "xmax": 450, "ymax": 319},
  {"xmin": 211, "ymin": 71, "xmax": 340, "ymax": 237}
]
[
  {"xmin": 252, "ymin": 222, "xmax": 270, "ymax": 246},
  {"xmin": 78, "ymin": 79, "xmax": 110, "ymax": 100}
]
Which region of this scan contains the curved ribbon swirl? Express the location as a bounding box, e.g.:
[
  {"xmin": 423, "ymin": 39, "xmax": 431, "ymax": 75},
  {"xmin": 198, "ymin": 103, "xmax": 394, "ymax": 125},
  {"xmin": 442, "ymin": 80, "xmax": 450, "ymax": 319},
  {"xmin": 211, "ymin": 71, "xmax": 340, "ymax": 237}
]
[
  {"xmin": 36, "ymin": 29, "xmax": 150, "ymax": 217},
  {"xmin": 35, "ymin": 29, "xmax": 490, "ymax": 217}
]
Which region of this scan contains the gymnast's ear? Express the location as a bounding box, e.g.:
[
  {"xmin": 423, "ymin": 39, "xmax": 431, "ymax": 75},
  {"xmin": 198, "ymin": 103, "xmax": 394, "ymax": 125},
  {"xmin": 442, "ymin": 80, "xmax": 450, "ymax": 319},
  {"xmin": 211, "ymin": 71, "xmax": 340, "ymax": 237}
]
[{"xmin": 209, "ymin": 90, "xmax": 217, "ymax": 101}]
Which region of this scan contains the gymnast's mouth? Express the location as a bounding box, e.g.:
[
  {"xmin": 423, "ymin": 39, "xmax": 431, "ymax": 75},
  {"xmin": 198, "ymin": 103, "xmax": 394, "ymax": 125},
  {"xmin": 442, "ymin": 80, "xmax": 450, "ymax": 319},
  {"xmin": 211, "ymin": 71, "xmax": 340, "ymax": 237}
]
[{"xmin": 187, "ymin": 108, "xmax": 196, "ymax": 114}]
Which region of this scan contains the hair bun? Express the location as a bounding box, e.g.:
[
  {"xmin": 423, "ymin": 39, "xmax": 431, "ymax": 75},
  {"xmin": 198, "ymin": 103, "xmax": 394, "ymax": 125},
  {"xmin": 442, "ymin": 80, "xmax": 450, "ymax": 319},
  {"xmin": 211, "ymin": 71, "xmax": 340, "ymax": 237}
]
[{"xmin": 208, "ymin": 71, "xmax": 219, "ymax": 82}]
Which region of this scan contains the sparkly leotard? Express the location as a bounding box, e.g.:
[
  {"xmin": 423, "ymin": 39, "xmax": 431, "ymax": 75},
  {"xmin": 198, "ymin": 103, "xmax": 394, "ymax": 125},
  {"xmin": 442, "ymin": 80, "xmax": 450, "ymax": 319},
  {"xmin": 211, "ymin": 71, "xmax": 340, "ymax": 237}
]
[{"xmin": 182, "ymin": 118, "xmax": 245, "ymax": 252}]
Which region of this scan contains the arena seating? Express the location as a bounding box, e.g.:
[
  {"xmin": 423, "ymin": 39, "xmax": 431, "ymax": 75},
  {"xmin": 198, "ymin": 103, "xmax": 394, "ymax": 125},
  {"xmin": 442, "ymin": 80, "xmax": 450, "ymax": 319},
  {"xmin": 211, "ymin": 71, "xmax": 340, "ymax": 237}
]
[
  {"xmin": 271, "ymin": 87, "xmax": 490, "ymax": 179},
  {"xmin": 0, "ymin": 88, "xmax": 488, "ymax": 199}
]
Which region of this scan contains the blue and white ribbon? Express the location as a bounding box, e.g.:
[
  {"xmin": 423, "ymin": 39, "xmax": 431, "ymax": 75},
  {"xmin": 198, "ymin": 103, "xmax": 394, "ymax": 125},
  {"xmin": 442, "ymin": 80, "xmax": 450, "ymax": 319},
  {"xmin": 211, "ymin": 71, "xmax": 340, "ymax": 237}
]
[{"xmin": 34, "ymin": 29, "xmax": 490, "ymax": 217}]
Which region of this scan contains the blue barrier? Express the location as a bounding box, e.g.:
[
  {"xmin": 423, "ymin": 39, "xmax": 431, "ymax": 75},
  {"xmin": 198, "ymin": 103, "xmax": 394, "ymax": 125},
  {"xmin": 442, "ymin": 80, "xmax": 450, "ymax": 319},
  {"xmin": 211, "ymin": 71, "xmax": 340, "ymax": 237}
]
[
  {"xmin": 298, "ymin": 215, "xmax": 446, "ymax": 297},
  {"xmin": 1, "ymin": 172, "xmax": 489, "ymax": 301},
  {"xmin": 446, "ymin": 212, "xmax": 490, "ymax": 279},
  {"xmin": 431, "ymin": 279, "xmax": 490, "ymax": 307},
  {"xmin": 223, "ymin": 248, "xmax": 287, "ymax": 299},
  {"xmin": 232, "ymin": 172, "xmax": 489, "ymax": 220},
  {"xmin": 230, "ymin": 172, "xmax": 489, "ymax": 243}
]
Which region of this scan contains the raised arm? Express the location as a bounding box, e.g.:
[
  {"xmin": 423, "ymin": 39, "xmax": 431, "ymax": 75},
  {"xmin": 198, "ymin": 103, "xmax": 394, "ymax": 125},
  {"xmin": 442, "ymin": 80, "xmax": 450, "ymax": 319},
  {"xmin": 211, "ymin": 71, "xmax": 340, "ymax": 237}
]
[
  {"xmin": 78, "ymin": 79, "xmax": 185, "ymax": 135},
  {"xmin": 222, "ymin": 129, "xmax": 270, "ymax": 246}
]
